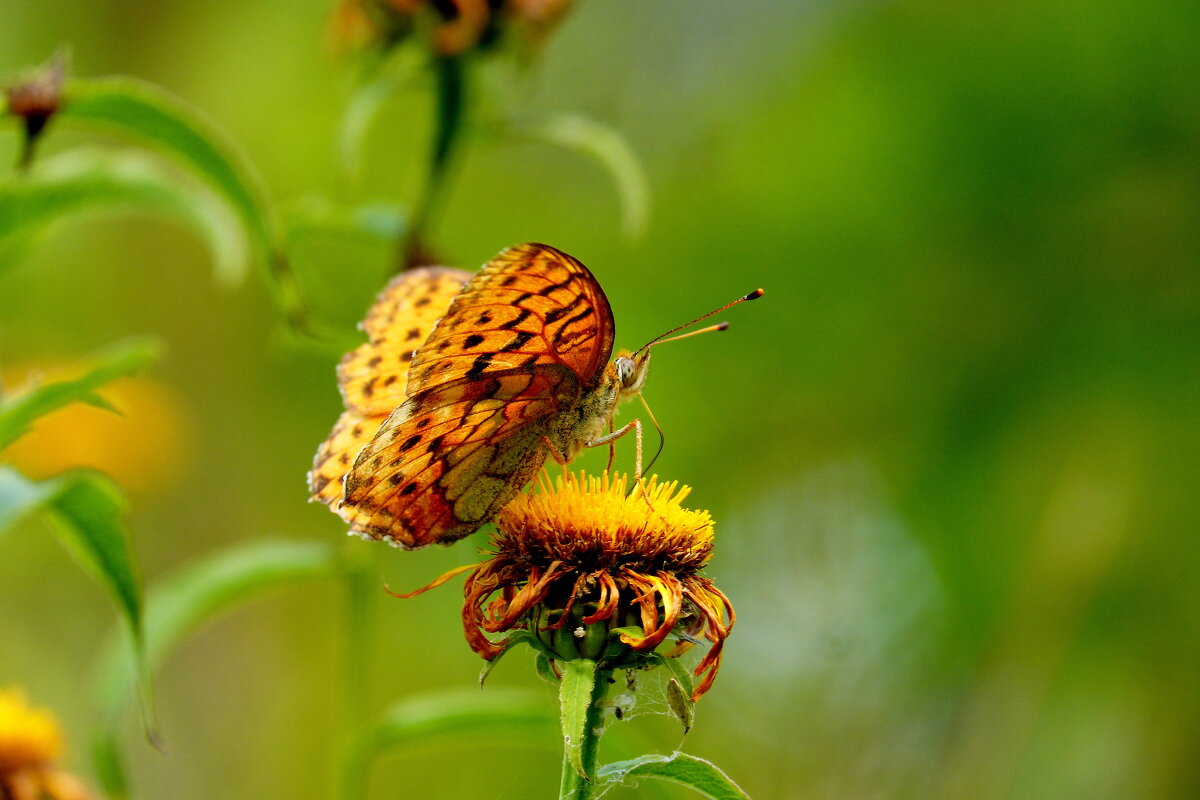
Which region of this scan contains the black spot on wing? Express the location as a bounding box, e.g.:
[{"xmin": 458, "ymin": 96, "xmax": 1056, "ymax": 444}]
[
  {"xmin": 466, "ymin": 353, "xmax": 493, "ymax": 379},
  {"xmin": 499, "ymin": 309, "xmax": 530, "ymax": 330},
  {"xmin": 502, "ymin": 330, "xmax": 535, "ymax": 353}
]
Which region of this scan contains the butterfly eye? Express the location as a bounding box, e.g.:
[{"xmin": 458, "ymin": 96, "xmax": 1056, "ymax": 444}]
[{"xmin": 615, "ymin": 357, "xmax": 636, "ymax": 387}]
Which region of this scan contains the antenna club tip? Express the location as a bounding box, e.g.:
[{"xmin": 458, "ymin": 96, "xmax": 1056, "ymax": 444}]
[
  {"xmin": 746, "ymin": 288, "xmax": 765, "ymax": 301},
  {"xmin": 716, "ymin": 321, "xmax": 730, "ymax": 331}
]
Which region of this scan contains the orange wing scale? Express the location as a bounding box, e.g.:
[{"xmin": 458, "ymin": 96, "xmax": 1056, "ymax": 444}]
[
  {"xmin": 308, "ymin": 266, "xmax": 470, "ymax": 509},
  {"xmin": 333, "ymin": 243, "xmax": 616, "ymax": 549}
]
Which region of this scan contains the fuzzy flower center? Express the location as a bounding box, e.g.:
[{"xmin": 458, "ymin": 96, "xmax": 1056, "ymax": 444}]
[{"xmin": 494, "ymin": 471, "xmax": 714, "ymax": 573}]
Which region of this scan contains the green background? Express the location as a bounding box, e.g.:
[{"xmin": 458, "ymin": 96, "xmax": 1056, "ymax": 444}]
[{"xmin": 2, "ymin": 0, "xmax": 1198, "ymax": 798}]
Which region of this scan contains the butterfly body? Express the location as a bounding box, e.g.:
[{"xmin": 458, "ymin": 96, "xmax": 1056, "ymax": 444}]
[{"xmin": 313, "ymin": 243, "xmax": 650, "ymax": 550}]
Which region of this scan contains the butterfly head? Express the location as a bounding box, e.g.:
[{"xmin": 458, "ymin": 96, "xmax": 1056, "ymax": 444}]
[{"xmin": 612, "ymin": 349, "xmax": 651, "ymax": 400}]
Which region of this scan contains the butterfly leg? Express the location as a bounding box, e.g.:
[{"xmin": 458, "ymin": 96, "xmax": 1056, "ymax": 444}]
[
  {"xmin": 605, "ymin": 420, "xmax": 616, "ymax": 474},
  {"xmin": 586, "ymin": 419, "xmax": 644, "ymax": 480}
]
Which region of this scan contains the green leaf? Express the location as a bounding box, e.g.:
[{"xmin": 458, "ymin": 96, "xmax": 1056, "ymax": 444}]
[
  {"xmin": 0, "ymin": 465, "xmax": 149, "ymax": 759},
  {"xmin": 0, "ymin": 337, "xmax": 162, "ymax": 451},
  {"xmin": 43, "ymin": 473, "xmax": 143, "ymax": 641},
  {"xmin": 340, "ymin": 688, "xmax": 555, "ymax": 800},
  {"xmin": 0, "ymin": 467, "xmax": 143, "ymax": 645},
  {"xmin": 0, "ymin": 148, "xmax": 249, "ymax": 285},
  {"xmin": 559, "ymin": 658, "xmax": 598, "ymax": 781},
  {"xmin": 505, "ymin": 113, "xmax": 651, "ymax": 239},
  {"xmin": 61, "ymin": 76, "xmax": 278, "ymax": 262},
  {"xmin": 91, "ymin": 539, "xmax": 339, "ymax": 797},
  {"xmin": 597, "ymin": 753, "xmax": 751, "ymax": 800},
  {"xmin": 0, "ymin": 465, "xmax": 56, "ymax": 535}
]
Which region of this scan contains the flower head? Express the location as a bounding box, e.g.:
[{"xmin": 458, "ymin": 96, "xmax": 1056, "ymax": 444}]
[
  {"xmin": 331, "ymin": 0, "xmax": 572, "ymax": 57},
  {"xmin": 5, "ymin": 54, "xmax": 65, "ymax": 169},
  {"xmin": 411, "ymin": 472, "xmax": 734, "ymax": 700},
  {"xmin": 0, "ymin": 689, "xmax": 92, "ymax": 800}
]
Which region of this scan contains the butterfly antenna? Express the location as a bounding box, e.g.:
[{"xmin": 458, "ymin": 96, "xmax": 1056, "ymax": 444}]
[{"xmin": 634, "ymin": 288, "xmax": 764, "ymax": 355}]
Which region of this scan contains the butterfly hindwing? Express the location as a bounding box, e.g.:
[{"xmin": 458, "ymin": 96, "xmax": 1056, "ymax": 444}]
[
  {"xmin": 341, "ymin": 364, "xmax": 583, "ymax": 548},
  {"xmin": 338, "ymin": 266, "xmax": 472, "ymax": 416},
  {"xmin": 308, "ymin": 267, "xmax": 469, "ymax": 507}
]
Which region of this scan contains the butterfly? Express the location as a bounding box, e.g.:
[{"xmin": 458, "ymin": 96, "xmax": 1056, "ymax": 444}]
[
  {"xmin": 310, "ymin": 242, "xmax": 654, "ymax": 549},
  {"xmin": 310, "ymin": 242, "xmax": 761, "ymax": 549}
]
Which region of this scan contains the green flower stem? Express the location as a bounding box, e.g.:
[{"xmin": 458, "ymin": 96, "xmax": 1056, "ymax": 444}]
[
  {"xmin": 340, "ymin": 544, "xmax": 379, "ymax": 739},
  {"xmin": 558, "ymin": 662, "xmax": 610, "ymax": 800},
  {"xmin": 400, "ymin": 54, "xmax": 467, "ymax": 271}
]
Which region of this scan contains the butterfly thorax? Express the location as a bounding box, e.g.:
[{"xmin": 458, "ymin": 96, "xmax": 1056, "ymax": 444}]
[{"xmin": 547, "ymin": 349, "xmax": 650, "ymax": 461}]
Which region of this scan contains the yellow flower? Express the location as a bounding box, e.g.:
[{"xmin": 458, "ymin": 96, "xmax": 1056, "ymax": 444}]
[
  {"xmin": 408, "ymin": 471, "xmax": 734, "ymax": 700},
  {"xmin": 0, "ymin": 689, "xmax": 92, "ymax": 800}
]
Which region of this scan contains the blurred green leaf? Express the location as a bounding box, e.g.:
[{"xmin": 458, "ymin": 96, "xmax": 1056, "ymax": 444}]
[
  {"xmin": 61, "ymin": 76, "xmax": 278, "ymax": 262},
  {"xmin": 597, "ymin": 753, "xmax": 750, "ymax": 800},
  {"xmin": 559, "ymin": 657, "xmax": 597, "ymax": 781},
  {"xmin": 504, "ymin": 112, "xmax": 651, "ymax": 239},
  {"xmin": 0, "ymin": 465, "xmax": 55, "ymax": 535},
  {"xmin": 336, "ymin": 44, "xmax": 427, "ymax": 183},
  {"xmin": 91, "ymin": 538, "xmax": 340, "ymax": 798},
  {"xmin": 42, "ymin": 472, "xmax": 143, "ymax": 643},
  {"xmin": 0, "ymin": 337, "xmax": 162, "ymax": 451},
  {"xmin": 0, "ymin": 466, "xmax": 147, "ymax": 743},
  {"xmin": 0, "ymin": 148, "xmax": 249, "ymax": 285},
  {"xmin": 285, "ymin": 196, "xmax": 407, "ymax": 246},
  {"xmin": 339, "ymin": 688, "xmax": 555, "ymax": 800}
]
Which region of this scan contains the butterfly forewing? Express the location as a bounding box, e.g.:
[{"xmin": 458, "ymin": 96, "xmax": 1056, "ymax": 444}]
[{"xmin": 407, "ymin": 243, "xmax": 615, "ymax": 396}]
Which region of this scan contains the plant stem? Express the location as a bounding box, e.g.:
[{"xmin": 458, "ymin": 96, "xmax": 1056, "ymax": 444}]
[
  {"xmin": 400, "ymin": 54, "xmax": 467, "ymax": 272},
  {"xmin": 558, "ymin": 667, "xmax": 609, "ymax": 800}
]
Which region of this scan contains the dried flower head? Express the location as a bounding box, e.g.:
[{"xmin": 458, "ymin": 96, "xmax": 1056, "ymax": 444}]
[
  {"xmin": 0, "ymin": 689, "xmax": 92, "ymax": 800},
  {"xmin": 5, "ymin": 54, "xmax": 66, "ymax": 169},
  {"xmin": 408, "ymin": 472, "xmax": 734, "ymax": 700}
]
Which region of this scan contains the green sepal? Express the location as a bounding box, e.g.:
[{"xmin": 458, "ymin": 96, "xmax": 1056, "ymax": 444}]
[
  {"xmin": 534, "ymin": 652, "xmax": 559, "ymax": 686},
  {"xmin": 479, "ymin": 628, "xmax": 544, "ymax": 687}
]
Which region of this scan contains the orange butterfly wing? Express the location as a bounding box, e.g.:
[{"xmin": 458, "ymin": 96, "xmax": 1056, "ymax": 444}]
[
  {"xmin": 340, "ymin": 243, "xmax": 616, "ymax": 548},
  {"xmin": 308, "ymin": 267, "xmax": 471, "ymax": 508},
  {"xmin": 407, "ymin": 242, "xmax": 615, "ymax": 395}
]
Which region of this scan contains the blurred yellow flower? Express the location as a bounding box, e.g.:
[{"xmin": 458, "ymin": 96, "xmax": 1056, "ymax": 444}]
[
  {"xmin": 0, "ymin": 688, "xmax": 92, "ymax": 800},
  {"xmin": 2, "ymin": 362, "xmax": 190, "ymax": 495}
]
